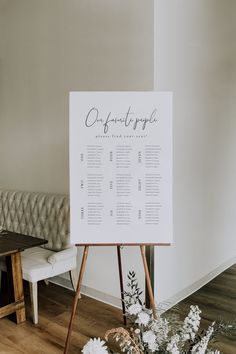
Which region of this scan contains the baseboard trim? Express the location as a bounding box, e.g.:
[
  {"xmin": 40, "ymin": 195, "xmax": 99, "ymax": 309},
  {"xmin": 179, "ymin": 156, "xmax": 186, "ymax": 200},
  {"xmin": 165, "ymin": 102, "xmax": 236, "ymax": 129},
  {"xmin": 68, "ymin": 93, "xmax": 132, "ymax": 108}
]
[
  {"xmin": 49, "ymin": 255, "xmax": 236, "ymax": 311},
  {"xmin": 159, "ymin": 255, "xmax": 236, "ymax": 312},
  {"xmin": 49, "ymin": 276, "xmax": 122, "ymax": 309}
]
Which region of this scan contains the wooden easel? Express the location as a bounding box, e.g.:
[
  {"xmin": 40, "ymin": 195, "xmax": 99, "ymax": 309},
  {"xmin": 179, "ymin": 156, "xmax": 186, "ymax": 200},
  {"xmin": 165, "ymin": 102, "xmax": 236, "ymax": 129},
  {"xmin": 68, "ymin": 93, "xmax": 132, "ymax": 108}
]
[{"xmin": 64, "ymin": 243, "xmax": 166, "ymax": 354}]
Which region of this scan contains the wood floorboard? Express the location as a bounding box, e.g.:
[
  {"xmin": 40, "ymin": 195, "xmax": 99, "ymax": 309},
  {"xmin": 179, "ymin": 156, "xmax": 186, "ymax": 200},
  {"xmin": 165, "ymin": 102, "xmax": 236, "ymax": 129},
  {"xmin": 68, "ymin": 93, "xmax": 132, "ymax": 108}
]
[{"xmin": 0, "ymin": 263, "xmax": 235, "ymax": 353}]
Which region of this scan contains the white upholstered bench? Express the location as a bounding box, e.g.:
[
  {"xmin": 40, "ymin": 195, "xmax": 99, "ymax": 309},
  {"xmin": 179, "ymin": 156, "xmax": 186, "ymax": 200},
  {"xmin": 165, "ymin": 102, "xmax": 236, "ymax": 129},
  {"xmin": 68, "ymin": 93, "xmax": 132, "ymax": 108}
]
[{"xmin": 0, "ymin": 190, "xmax": 77, "ymax": 324}]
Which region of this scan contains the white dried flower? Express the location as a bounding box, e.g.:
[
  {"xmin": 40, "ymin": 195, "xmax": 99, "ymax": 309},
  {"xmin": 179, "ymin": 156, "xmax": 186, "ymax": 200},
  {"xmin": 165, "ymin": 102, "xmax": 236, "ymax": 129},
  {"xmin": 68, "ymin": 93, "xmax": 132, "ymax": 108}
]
[
  {"xmin": 191, "ymin": 323, "xmax": 215, "ymax": 354},
  {"xmin": 82, "ymin": 338, "xmax": 109, "ymax": 354},
  {"xmin": 166, "ymin": 334, "xmax": 180, "ymax": 354},
  {"xmin": 148, "ymin": 341, "xmax": 159, "ymax": 352},
  {"xmin": 151, "ymin": 317, "xmax": 169, "ymax": 343},
  {"xmin": 127, "ymin": 303, "xmax": 142, "ymax": 315},
  {"xmin": 135, "ymin": 311, "xmax": 150, "ymax": 326},
  {"xmin": 143, "ymin": 330, "xmax": 156, "ymax": 344},
  {"xmin": 181, "ymin": 305, "xmax": 201, "ymax": 341},
  {"xmin": 142, "ymin": 330, "xmax": 158, "ymax": 353}
]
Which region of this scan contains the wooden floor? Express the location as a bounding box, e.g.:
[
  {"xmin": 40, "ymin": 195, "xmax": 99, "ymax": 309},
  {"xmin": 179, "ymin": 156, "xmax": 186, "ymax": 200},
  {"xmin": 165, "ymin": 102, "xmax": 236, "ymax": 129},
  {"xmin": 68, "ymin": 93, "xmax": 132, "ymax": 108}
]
[
  {"xmin": 0, "ymin": 263, "xmax": 235, "ymax": 354},
  {"xmin": 173, "ymin": 263, "xmax": 236, "ymax": 354}
]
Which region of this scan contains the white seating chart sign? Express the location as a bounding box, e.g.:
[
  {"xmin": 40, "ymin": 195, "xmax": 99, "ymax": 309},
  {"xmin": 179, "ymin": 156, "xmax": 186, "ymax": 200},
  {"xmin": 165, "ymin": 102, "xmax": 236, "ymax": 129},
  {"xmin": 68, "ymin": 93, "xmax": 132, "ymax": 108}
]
[{"xmin": 70, "ymin": 92, "xmax": 172, "ymax": 244}]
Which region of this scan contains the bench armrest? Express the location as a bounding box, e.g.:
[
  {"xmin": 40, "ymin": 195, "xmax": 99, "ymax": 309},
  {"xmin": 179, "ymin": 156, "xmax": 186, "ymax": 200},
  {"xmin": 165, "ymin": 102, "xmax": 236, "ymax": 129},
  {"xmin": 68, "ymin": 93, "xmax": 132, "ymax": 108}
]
[{"xmin": 47, "ymin": 245, "xmax": 77, "ymax": 265}]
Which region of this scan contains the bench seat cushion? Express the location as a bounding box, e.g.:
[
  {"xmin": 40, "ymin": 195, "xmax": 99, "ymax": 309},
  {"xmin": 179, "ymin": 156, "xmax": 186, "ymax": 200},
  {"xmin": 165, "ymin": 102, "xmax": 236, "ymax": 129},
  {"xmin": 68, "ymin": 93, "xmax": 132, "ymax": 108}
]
[{"xmin": 0, "ymin": 246, "xmax": 77, "ymax": 283}]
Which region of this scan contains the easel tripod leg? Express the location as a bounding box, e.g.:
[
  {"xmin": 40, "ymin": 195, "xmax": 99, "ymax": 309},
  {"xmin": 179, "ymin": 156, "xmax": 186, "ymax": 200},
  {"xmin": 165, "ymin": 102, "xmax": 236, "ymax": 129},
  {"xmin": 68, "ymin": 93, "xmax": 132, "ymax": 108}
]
[
  {"xmin": 64, "ymin": 246, "xmax": 89, "ymax": 354},
  {"xmin": 117, "ymin": 246, "xmax": 127, "ymax": 326},
  {"xmin": 140, "ymin": 245, "xmax": 156, "ymax": 314}
]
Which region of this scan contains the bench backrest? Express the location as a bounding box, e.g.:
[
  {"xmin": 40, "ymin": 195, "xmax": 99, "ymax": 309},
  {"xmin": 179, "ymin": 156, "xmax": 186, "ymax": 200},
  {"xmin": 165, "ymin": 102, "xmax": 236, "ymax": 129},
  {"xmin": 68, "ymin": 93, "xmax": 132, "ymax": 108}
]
[{"xmin": 0, "ymin": 190, "xmax": 70, "ymax": 251}]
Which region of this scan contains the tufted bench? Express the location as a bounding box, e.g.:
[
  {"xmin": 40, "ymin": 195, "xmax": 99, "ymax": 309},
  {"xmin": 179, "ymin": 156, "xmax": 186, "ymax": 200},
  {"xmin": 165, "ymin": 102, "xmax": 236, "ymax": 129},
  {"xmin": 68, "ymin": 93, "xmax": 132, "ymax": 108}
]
[{"xmin": 0, "ymin": 189, "xmax": 77, "ymax": 324}]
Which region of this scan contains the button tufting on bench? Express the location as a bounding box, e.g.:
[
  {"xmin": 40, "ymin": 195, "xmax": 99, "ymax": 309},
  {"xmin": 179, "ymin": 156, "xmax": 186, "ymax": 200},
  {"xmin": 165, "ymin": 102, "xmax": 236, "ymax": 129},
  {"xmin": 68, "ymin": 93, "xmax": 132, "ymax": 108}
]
[{"xmin": 0, "ymin": 190, "xmax": 70, "ymax": 251}]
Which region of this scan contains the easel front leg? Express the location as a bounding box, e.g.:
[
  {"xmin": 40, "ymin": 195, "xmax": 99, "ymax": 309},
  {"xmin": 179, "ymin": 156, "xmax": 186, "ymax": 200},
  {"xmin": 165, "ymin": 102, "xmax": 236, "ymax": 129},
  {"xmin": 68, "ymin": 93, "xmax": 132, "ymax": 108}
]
[
  {"xmin": 64, "ymin": 246, "xmax": 89, "ymax": 354},
  {"xmin": 140, "ymin": 245, "xmax": 156, "ymax": 316},
  {"xmin": 117, "ymin": 246, "xmax": 126, "ymax": 326}
]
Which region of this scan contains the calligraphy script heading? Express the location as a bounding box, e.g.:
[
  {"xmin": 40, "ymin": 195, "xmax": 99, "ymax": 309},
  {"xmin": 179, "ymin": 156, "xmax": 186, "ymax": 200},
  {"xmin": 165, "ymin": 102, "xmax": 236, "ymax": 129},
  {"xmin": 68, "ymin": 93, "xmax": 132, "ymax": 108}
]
[{"xmin": 84, "ymin": 106, "xmax": 158, "ymax": 134}]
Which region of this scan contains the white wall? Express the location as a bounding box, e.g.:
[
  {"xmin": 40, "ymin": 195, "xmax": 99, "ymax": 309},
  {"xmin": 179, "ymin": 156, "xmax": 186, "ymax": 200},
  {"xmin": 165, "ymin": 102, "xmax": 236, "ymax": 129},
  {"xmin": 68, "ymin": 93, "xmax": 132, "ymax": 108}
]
[
  {"xmin": 155, "ymin": 0, "xmax": 236, "ymax": 305},
  {"xmin": 0, "ymin": 0, "xmax": 153, "ymax": 193},
  {"xmin": 0, "ymin": 0, "xmax": 153, "ymax": 303}
]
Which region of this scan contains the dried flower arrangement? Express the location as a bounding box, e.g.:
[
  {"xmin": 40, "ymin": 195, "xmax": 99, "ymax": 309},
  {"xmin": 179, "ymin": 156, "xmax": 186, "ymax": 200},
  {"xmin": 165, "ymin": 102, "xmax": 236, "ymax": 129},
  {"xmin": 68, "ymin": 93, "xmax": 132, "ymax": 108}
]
[{"xmin": 82, "ymin": 272, "xmax": 236, "ymax": 354}]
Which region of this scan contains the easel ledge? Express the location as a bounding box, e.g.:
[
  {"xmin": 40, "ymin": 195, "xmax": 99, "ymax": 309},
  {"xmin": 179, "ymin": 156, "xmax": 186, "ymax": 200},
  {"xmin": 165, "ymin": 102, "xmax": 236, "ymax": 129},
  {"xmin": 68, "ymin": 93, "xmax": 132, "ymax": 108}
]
[
  {"xmin": 64, "ymin": 243, "xmax": 170, "ymax": 354},
  {"xmin": 75, "ymin": 243, "xmax": 171, "ymax": 246}
]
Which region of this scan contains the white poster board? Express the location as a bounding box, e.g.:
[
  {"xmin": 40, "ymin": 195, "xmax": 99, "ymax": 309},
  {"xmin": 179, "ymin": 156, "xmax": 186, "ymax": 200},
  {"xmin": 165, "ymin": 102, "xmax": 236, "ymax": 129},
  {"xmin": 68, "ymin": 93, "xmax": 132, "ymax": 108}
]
[{"xmin": 70, "ymin": 92, "xmax": 172, "ymax": 244}]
